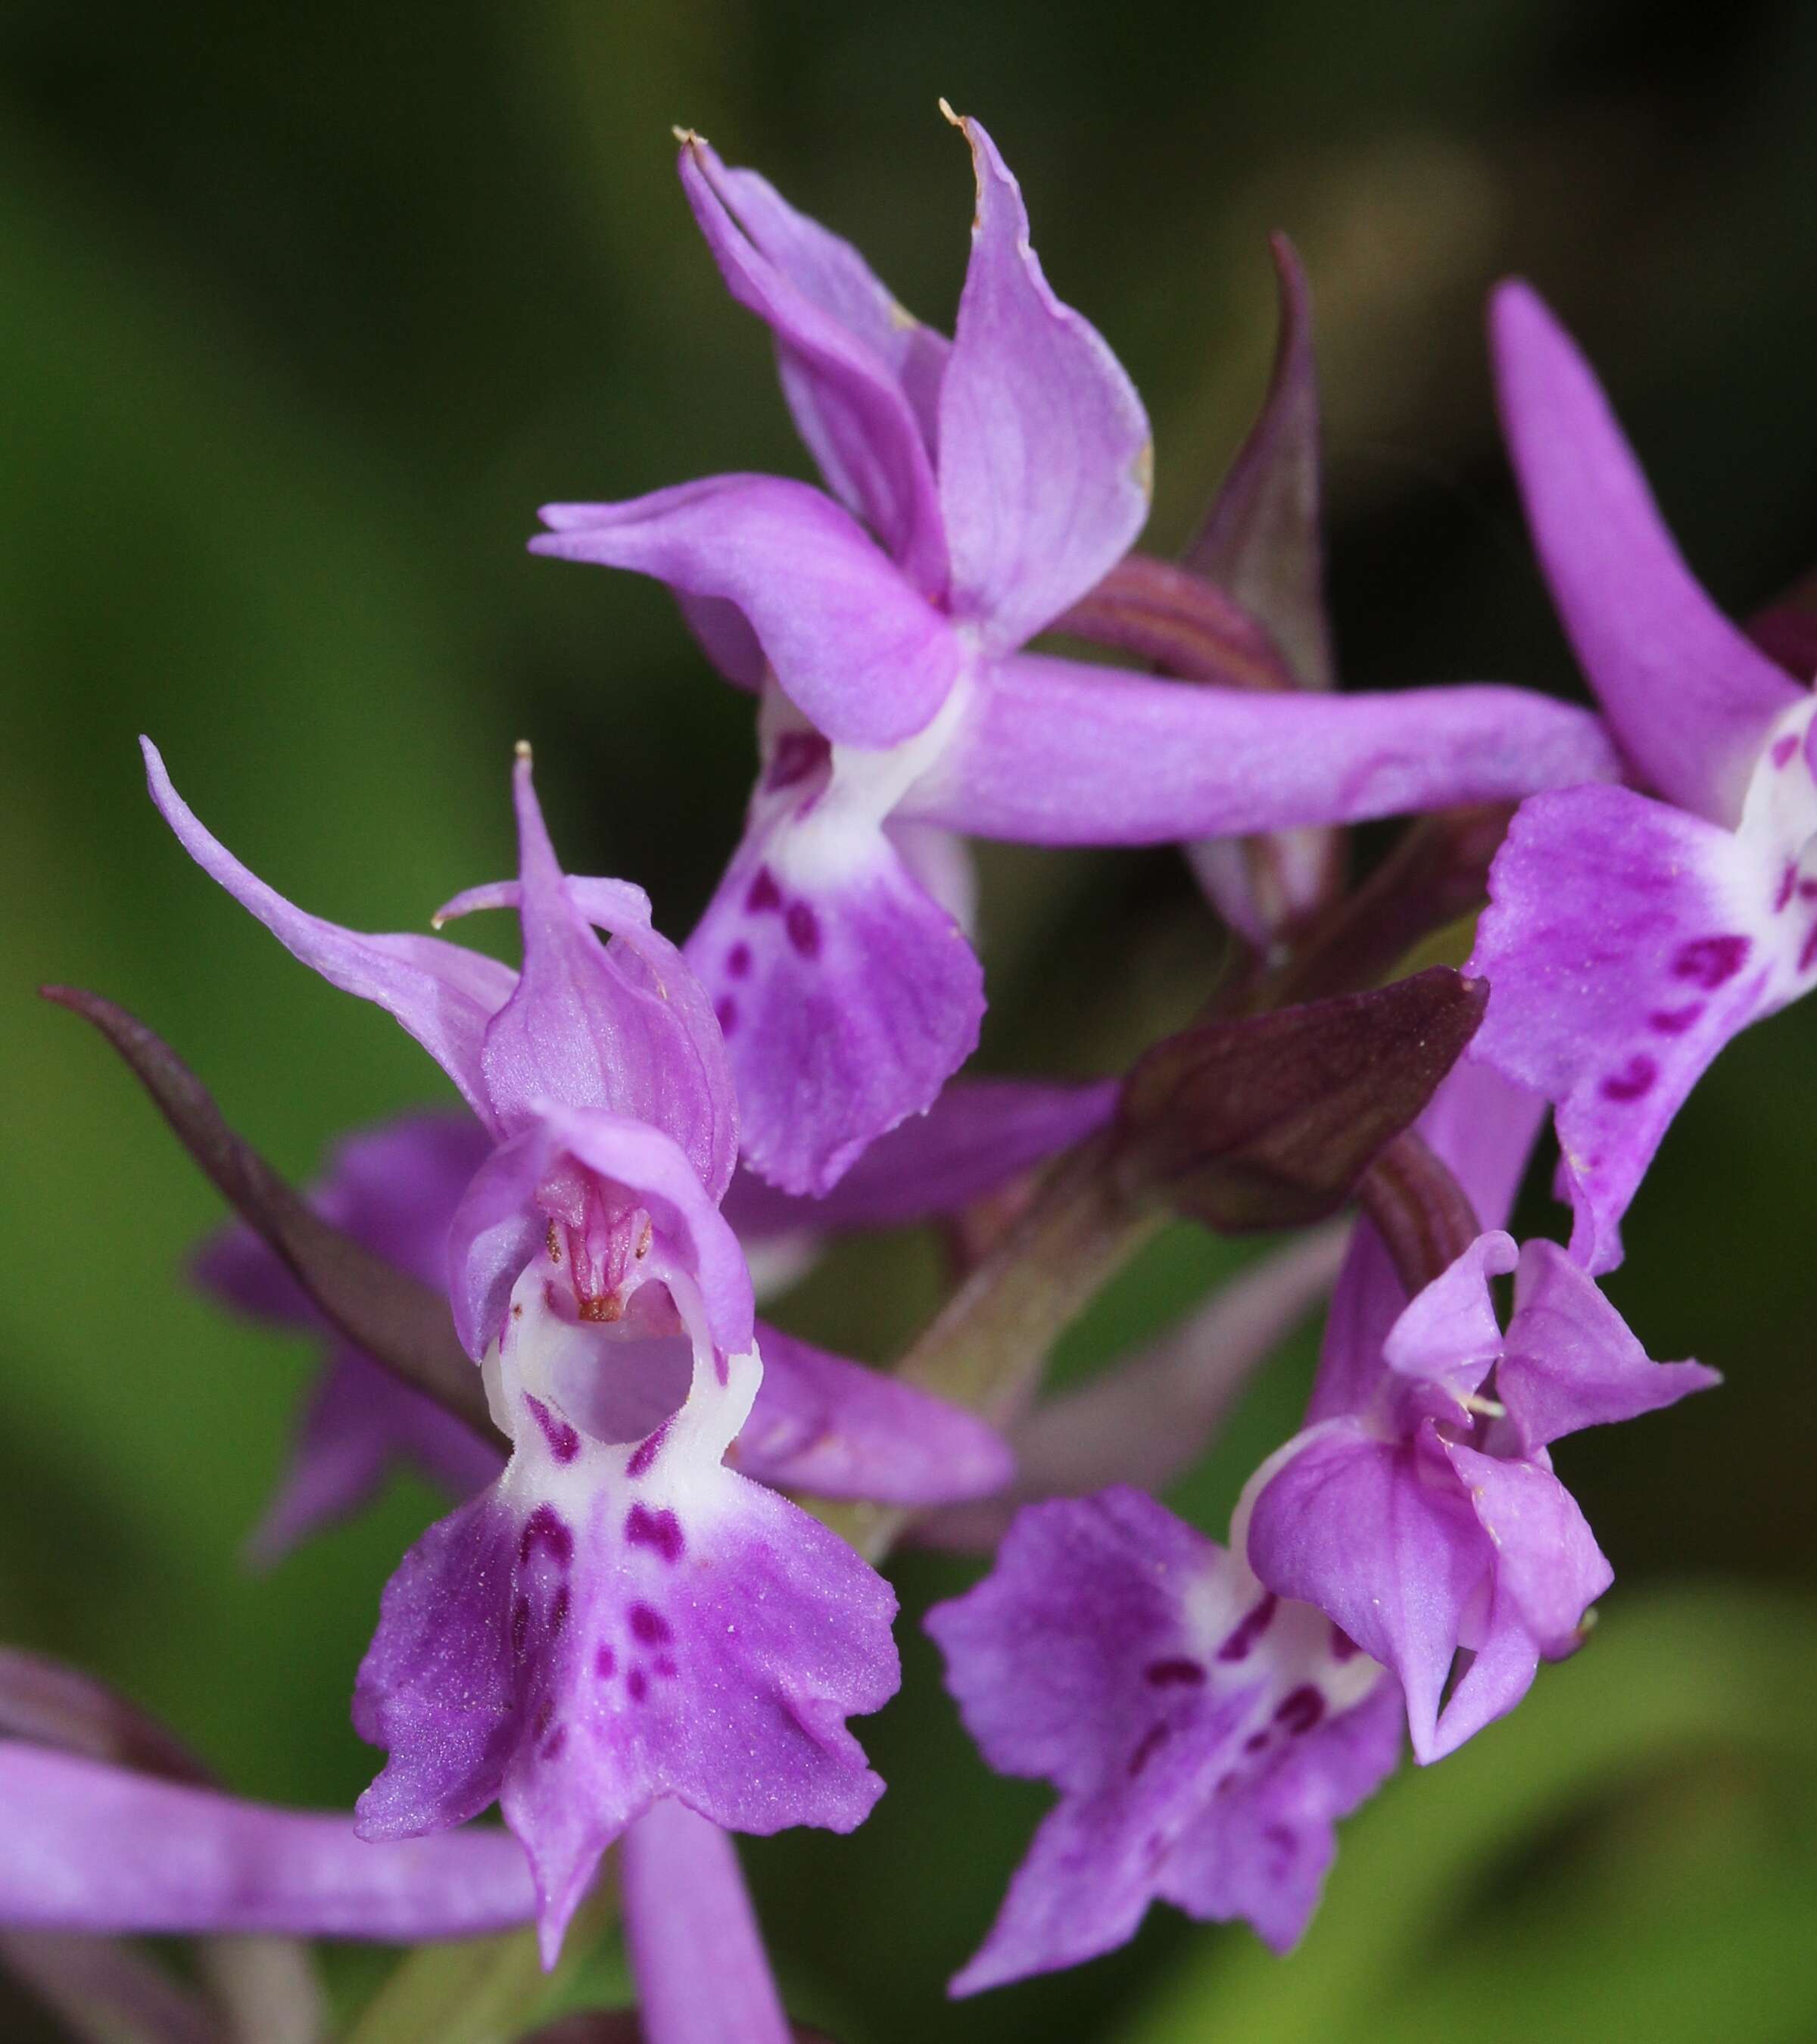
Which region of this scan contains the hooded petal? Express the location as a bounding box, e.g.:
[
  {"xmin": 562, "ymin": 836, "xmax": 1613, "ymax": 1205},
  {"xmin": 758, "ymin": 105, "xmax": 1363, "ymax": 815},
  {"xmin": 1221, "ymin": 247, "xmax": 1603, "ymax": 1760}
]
[
  {"xmin": 1490, "ymin": 281, "xmax": 1801, "ymax": 825},
  {"xmin": 446, "ymin": 1105, "xmax": 753, "ymax": 1362},
  {"xmin": 722, "ymin": 1075, "xmax": 1116, "ymax": 1242},
  {"xmin": 679, "ymin": 136, "xmax": 948, "ymax": 595},
  {"xmin": 1469, "ymin": 780, "xmax": 1797, "ymax": 1272},
  {"xmin": 533, "ymin": 475, "xmax": 961, "ymax": 748},
  {"xmin": 1496, "ymin": 1239, "xmax": 1719, "ymax": 1454},
  {"xmin": 936, "ymin": 114, "xmax": 1151, "ymax": 650},
  {"xmin": 1379, "ymin": 1231, "xmax": 1518, "ymax": 1413},
  {"xmin": 143, "ymin": 740, "xmax": 515, "ymax": 1126},
  {"xmin": 685, "ymin": 805, "xmax": 983, "ymax": 1198},
  {"xmin": 927, "ymin": 1489, "xmax": 1394, "ymax": 1992},
  {"xmin": 1245, "ymin": 1420, "xmax": 1487, "ymax": 1765},
  {"xmin": 435, "ymin": 753, "xmax": 737, "ymax": 1201},
  {"xmin": 901, "ymin": 653, "xmax": 1622, "ymax": 846},
  {"xmin": 354, "ymin": 1285, "xmax": 898, "ymax": 1967},
  {"xmin": 0, "ymin": 1744, "xmax": 535, "ymax": 1939},
  {"xmin": 621, "ymin": 1799, "xmax": 794, "ymax": 2044},
  {"xmin": 734, "ymin": 1322, "xmax": 1013, "ymax": 1505}
]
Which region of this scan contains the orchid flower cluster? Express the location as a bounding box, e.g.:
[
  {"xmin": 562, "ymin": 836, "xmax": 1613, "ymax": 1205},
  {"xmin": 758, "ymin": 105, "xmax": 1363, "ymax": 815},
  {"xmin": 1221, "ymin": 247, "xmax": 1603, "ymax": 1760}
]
[{"xmin": 14, "ymin": 103, "xmax": 1808, "ymax": 2042}]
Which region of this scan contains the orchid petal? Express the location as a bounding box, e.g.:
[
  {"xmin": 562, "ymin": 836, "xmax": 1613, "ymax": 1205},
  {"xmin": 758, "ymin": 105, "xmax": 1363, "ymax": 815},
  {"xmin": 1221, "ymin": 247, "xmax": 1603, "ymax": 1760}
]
[
  {"xmin": 1469, "ymin": 781, "xmax": 1796, "ymax": 1271},
  {"xmin": 685, "ymin": 818, "xmax": 983, "ymax": 1198},
  {"xmin": 936, "ymin": 114, "xmax": 1152, "ymax": 650},
  {"xmin": 736, "ymin": 1322, "xmax": 1013, "ymax": 1505},
  {"xmin": 142, "ymin": 740, "xmax": 513, "ymax": 1126},
  {"xmin": 437, "ymin": 756, "xmax": 737, "ymax": 1201},
  {"xmin": 902, "ymin": 653, "xmax": 1621, "ymax": 846},
  {"xmin": 722, "ymin": 1076, "xmax": 1115, "ymax": 1242},
  {"xmin": 1497, "ymin": 1240, "xmax": 1719, "ymax": 1454},
  {"xmin": 622, "ymin": 1799, "xmax": 794, "ymax": 2044},
  {"xmin": 679, "ymin": 136, "xmax": 947, "ymax": 594},
  {"xmin": 927, "ymin": 1490, "xmax": 1395, "ymax": 1991},
  {"xmin": 1440, "ymin": 1442, "xmax": 1610, "ymax": 1661},
  {"xmin": 1490, "ymin": 280, "xmax": 1801, "ymax": 824},
  {"xmin": 0, "ymin": 1745, "xmax": 535, "ymax": 1939},
  {"xmin": 1380, "ymin": 1232, "xmax": 1517, "ymax": 1409},
  {"xmin": 533, "ymin": 476, "xmax": 961, "ymax": 748}
]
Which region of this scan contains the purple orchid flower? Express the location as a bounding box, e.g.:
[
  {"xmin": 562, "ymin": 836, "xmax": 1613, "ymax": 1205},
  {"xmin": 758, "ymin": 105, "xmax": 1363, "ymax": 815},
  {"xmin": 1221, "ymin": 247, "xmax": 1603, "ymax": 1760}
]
[
  {"xmin": 1469, "ymin": 282, "xmax": 1817, "ymax": 1271},
  {"xmin": 927, "ymin": 1488, "xmax": 1402, "ymax": 1993},
  {"xmin": 144, "ymin": 739, "xmax": 905, "ymax": 1961},
  {"xmin": 531, "ymin": 110, "xmax": 1622, "ymax": 1196},
  {"xmin": 197, "ymin": 1080, "xmax": 1101, "ymax": 1562}
]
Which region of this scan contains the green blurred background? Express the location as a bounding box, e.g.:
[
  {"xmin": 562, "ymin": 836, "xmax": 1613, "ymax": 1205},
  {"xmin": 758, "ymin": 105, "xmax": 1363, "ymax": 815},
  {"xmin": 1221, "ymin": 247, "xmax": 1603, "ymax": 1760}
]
[{"xmin": 7, "ymin": 1, "xmax": 1817, "ymax": 2036}]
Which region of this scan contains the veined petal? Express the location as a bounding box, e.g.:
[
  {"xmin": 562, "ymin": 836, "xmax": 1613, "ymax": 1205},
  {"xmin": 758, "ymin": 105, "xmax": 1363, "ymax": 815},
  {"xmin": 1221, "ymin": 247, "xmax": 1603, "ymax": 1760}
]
[
  {"xmin": 722, "ymin": 1075, "xmax": 1116, "ymax": 1242},
  {"xmin": 622, "ymin": 1799, "xmax": 794, "ymax": 2044},
  {"xmin": 937, "ymin": 113, "xmax": 1152, "ymax": 650},
  {"xmin": 1469, "ymin": 780, "xmax": 1797, "ymax": 1271},
  {"xmin": 532, "ymin": 476, "xmax": 961, "ymax": 748},
  {"xmin": 1497, "ymin": 1240, "xmax": 1719, "ymax": 1454},
  {"xmin": 142, "ymin": 740, "xmax": 514, "ymax": 1126},
  {"xmin": 437, "ymin": 753, "xmax": 737, "ymax": 1201},
  {"xmin": 901, "ymin": 654, "xmax": 1621, "ymax": 846},
  {"xmin": 735, "ymin": 1322, "xmax": 1013, "ymax": 1505},
  {"xmin": 1246, "ymin": 1421, "xmax": 1486, "ymax": 1765},
  {"xmin": 1491, "ymin": 280, "xmax": 1802, "ymax": 825},
  {"xmin": 447, "ymin": 1105, "xmax": 753, "ymax": 1362},
  {"xmin": 680, "ymin": 136, "xmax": 948, "ymax": 594},
  {"xmin": 927, "ymin": 1489, "xmax": 1395, "ymax": 1992},
  {"xmin": 0, "ymin": 1745, "xmax": 535, "ymax": 1939},
  {"xmin": 685, "ymin": 810, "xmax": 983, "ymax": 1198},
  {"xmin": 354, "ymin": 1279, "xmax": 898, "ymax": 1967}
]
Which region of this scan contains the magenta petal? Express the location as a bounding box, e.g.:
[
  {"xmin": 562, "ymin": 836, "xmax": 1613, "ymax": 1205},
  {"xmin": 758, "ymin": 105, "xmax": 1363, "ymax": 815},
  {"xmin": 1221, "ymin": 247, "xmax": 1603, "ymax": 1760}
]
[
  {"xmin": 1491, "ymin": 282, "xmax": 1801, "ymax": 824},
  {"xmin": 1380, "ymin": 1232, "xmax": 1518, "ymax": 1411},
  {"xmin": 0, "ymin": 1745, "xmax": 535, "ymax": 1938},
  {"xmin": 532, "ymin": 475, "xmax": 961, "ymax": 748},
  {"xmin": 1497, "ymin": 1240, "xmax": 1719, "ymax": 1453},
  {"xmin": 142, "ymin": 740, "xmax": 515, "ymax": 1126},
  {"xmin": 447, "ymin": 1105, "xmax": 753, "ymax": 1361},
  {"xmin": 1439, "ymin": 1442, "xmax": 1610, "ymax": 1660},
  {"xmin": 1469, "ymin": 782, "xmax": 1781, "ymax": 1272},
  {"xmin": 936, "ymin": 116, "xmax": 1151, "ymax": 650},
  {"xmin": 903, "ymin": 653, "xmax": 1622, "ymax": 846},
  {"xmin": 622, "ymin": 1799, "xmax": 793, "ymax": 2044},
  {"xmin": 927, "ymin": 1490, "xmax": 1396, "ymax": 1991},
  {"xmin": 438, "ymin": 756, "xmax": 737, "ymax": 1202},
  {"xmin": 737, "ymin": 1322, "xmax": 1014, "ymax": 1505},
  {"xmin": 685, "ymin": 823, "xmax": 984, "ymax": 1198},
  {"xmin": 1246, "ymin": 1422, "xmax": 1485, "ymax": 1765},
  {"xmin": 680, "ymin": 138, "xmax": 948, "ymax": 596},
  {"xmin": 722, "ymin": 1076, "xmax": 1116, "ymax": 1242}
]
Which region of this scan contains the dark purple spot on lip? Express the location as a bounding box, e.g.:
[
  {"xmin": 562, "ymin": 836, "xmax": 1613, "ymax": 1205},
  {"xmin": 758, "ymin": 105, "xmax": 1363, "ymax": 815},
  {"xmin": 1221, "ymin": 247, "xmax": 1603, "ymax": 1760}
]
[
  {"xmin": 1774, "ymin": 734, "xmax": 1800, "ymax": 768},
  {"xmin": 1144, "ymin": 1657, "xmax": 1207, "ymax": 1689},
  {"xmin": 785, "ymin": 899, "xmax": 821, "ymax": 959},
  {"xmin": 1127, "ymin": 1722, "xmax": 1172, "ymax": 1778},
  {"xmin": 532, "ymin": 1697, "xmax": 555, "ymax": 1740},
  {"xmin": 629, "ymin": 1603, "xmax": 672, "ymax": 1646},
  {"xmin": 1802, "ymin": 924, "xmax": 1817, "ymax": 975},
  {"xmin": 594, "ymin": 1644, "xmax": 616, "ymax": 1681},
  {"xmin": 1648, "ymin": 1002, "xmax": 1704, "ymax": 1036},
  {"xmin": 549, "ymin": 1584, "xmax": 571, "ymax": 1637},
  {"xmin": 541, "ymin": 1727, "xmax": 567, "ymax": 1762},
  {"xmin": 655, "ymin": 1656, "xmax": 676, "ymax": 1679},
  {"xmin": 627, "ymin": 1667, "xmax": 649, "ymax": 1703},
  {"xmin": 1672, "ymin": 934, "xmax": 1750, "ymax": 989},
  {"xmin": 1329, "ymin": 1625, "xmax": 1361, "ymax": 1662},
  {"xmin": 1274, "ymin": 1685, "xmax": 1326, "ymax": 1736},
  {"xmin": 627, "ymin": 1420, "xmax": 669, "ymax": 1480},
  {"xmin": 511, "ymin": 1596, "xmax": 530, "ymax": 1658},
  {"xmin": 1801, "ymin": 879, "xmax": 1817, "ymax": 901},
  {"xmin": 764, "ymin": 730, "xmax": 831, "ymax": 793},
  {"xmin": 715, "ymin": 996, "xmax": 738, "ymax": 1038},
  {"xmin": 524, "ymin": 1395, "xmax": 581, "ymax": 1466},
  {"xmin": 1216, "ymin": 1594, "xmax": 1278, "ymax": 1663},
  {"xmin": 746, "ymin": 867, "xmax": 783, "ymax": 914},
  {"xmin": 1778, "ymin": 865, "xmax": 1799, "ymax": 913},
  {"xmin": 726, "ymin": 943, "xmax": 752, "ymax": 980},
  {"xmin": 1600, "ymin": 1053, "xmax": 1657, "ymax": 1102},
  {"xmin": 520, "ymin": 1504, "xmax": 574, "ymax": 1568},
  {"xmin": 1243, "ymin": 1731, "xmax": 1270, "ymax": 1754},
  {"xmin": 625, "ymin": 1503, "xmax": 684, "ymax": 1564}
]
